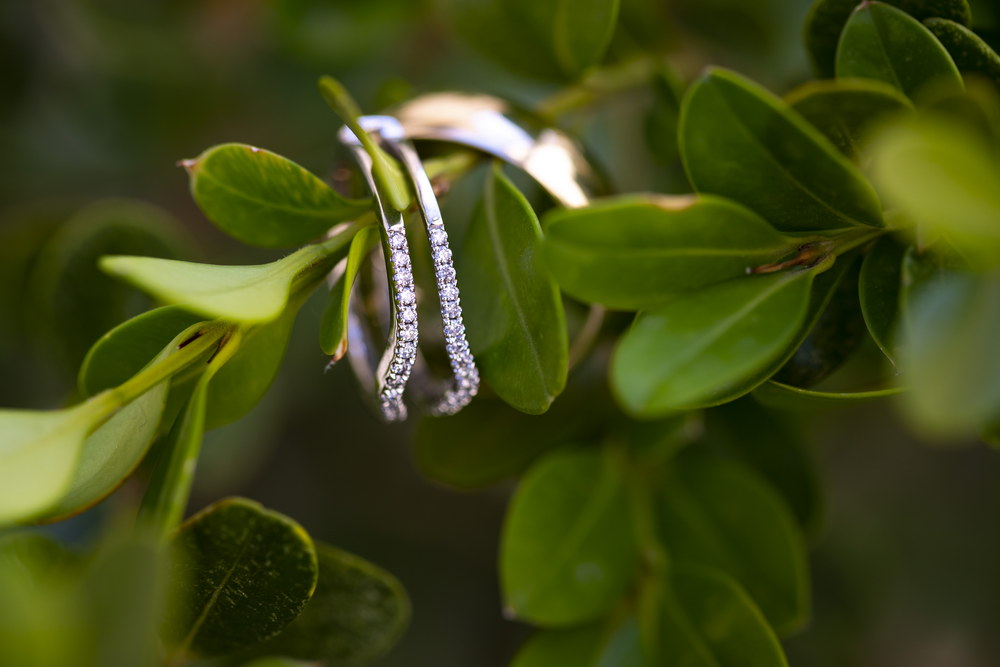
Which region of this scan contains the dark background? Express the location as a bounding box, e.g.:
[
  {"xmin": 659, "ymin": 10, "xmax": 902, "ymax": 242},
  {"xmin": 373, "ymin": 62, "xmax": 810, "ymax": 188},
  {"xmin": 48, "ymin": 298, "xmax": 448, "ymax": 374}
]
[{"xmin": 2, "ymin": 1, "xmax": 1000, "ymax": 665}]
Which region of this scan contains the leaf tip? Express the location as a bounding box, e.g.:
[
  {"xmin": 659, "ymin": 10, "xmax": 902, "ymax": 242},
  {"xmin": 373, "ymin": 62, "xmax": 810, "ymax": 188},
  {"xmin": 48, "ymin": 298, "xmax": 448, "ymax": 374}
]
[{"xmin": 178, "ymin": 158, "xmax": 199, "ymax": 173}]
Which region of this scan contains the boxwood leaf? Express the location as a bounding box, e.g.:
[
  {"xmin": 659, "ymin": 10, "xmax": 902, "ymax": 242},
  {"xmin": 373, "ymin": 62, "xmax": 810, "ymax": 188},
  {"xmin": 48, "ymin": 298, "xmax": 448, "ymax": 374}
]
[
  {"xmin": 0, "ymin": 403, "xmax": 101, "ymax": 525},
  {"xmin": 704, "ymin": 399, "xmax": 823, "ymax": 535},
  {"xmin": 786, "ymin": 78, "xmax": 912, "ymax": 158},
  {"xmin": 252, "ymin": 542, "xmax": 410, "ymax": 665},
  {"xmin": 654, "ymin": 566, "xmax": 788, "ymax": 667},
  {"xmin": 773, "ymin": 257, "xmax": 866, "ymax": 387},
  {"xmin": 871, "ymin": 119, "xmax": 1000, "ymax": 266},
  {"xmin": 657, "ymin": 454, "xmax": 810, "ymax": 634},
  {"xmin": 501, "ymin": 446, "xmax": 637, "ymax": 626},
  {"xmin": 185, "ymin": 143, "xmax": 370, "ymax": 249},
  {"xmin": 680, "ymin": 68, "xmax": 884, "ymax": 232},
  {"xmin": 445, "ymin": 0, "xmax": 618, "ymax": 80},
  {"xmin": 27, "ymin": 199, "xmax": 189, "ymax": 369},
  {"xmin": 0, "ymin": 325, "xmax": 208, "ymax": 524},
  {"xmin": 805, "ymin": 0, "xmax": 971, "ymax": 77},
  {"xmin": 835, "ymin": 2, "xmax": 964, "ymax": 100},
  {"xmin": 859, "ymin": 236, "xmax": 906, "ymax": 362},
  {"xmin": 320, "ymin": 225, "xmax": 379, "ymax": 359},
  {"xmin": 101, "ymin": 230, "xmax": 354, "ymax": 323},
  {"xmin": 165, "ymin": 497, "xmax": 319, "ymax": 658},
  {"xmin": 512, "ymin": 617, "xmax": 641, "ymax": 667},
  {"xmin": 925, "ymin": 18, "xmax": 1000, "ymax": 87},
  {"xmin": 753, "ymin": 380, "xmax": 905, "ymax": 408},
  {"xmin": 460, "ymin": 163, "xmax": 568, "ymax": 414},
  {"xmin": 612, "ymin": 269, "xmax": 815, "ymax": 417},
  {"xmin": 79, "ymin": 306, "xmax": 205, "ymax": 396},
  {"xmin": 542, "ymin": 195, "xmax": 800, "ymax": 310},
  {"xmin": 900, "ymin": 272, "xmax": 1000, "ymax": 435}
]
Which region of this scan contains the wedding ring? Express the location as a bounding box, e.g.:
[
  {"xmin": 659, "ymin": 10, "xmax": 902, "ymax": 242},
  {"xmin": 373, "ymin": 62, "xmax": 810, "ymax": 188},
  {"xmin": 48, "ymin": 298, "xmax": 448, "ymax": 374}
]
[{"xmin": 337, "ymin": 120, "xmax": 419, "ymax": 422}]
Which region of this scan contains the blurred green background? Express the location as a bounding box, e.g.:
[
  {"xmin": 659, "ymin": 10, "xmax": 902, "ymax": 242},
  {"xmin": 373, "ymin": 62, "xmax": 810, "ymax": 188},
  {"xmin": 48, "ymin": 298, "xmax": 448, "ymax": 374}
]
[{"xmin": 2, "ymin": 1, "xmax": 1000, "ymax": 665}]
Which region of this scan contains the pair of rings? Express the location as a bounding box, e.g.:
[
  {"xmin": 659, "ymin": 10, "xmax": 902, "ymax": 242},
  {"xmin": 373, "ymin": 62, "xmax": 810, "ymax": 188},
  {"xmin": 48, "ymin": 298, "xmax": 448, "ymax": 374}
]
[{"xmin": 336, "ymin": 93, "xmax": 597, "ymax": 421}]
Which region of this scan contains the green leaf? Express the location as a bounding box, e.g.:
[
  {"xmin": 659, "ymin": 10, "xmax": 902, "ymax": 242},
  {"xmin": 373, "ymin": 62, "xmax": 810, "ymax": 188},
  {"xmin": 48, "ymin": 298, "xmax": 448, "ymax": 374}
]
[
  {"xmin": 139, "ymin": 331, "xmax": 241, "ymax": 538},
  {"xmin": 612, "ymin": 270, "xmax": 815, "ymax": 417},
  {"xmin": 253, "ymin": 542, "xmax": 410, "ymax": 665},
  {"xmin": 925, "ymin": 18, "xmax": 1000, "ymax": 87},
  {"xmin": 542, "ymin": 195, "xmax": 799, "ymax": 310},
  {"xmin": 645, "ymin": 66, "xmax": 686, "ymax": 167},
  {"xmin": 79, "ymin": 306, "xmax": 205, "ymax": 396},
  {"xmin": 501, "ymin": 446, "xmax": 637, "ymax": 626},
  {"xmin": 444, "ymin": 0, "xmax": 619, "ymax": 79},
  {"xmin": 786, "ymin": 78, "xmax": 912, "ymax": 158},
  {"xmin": 804, "ymin": 0, "xmax": 971, "ymax": 77},
  {"xmin": 836, "ymin": 2, "xmax": 964, "ymax": 100},
  {"xmin": 773, "ymin": 256, "xmax": 866, "ymax": 387},
  {"xmin": 900, "ymin": 271, "xmax": 1000, "ymax": 435},
  {"xmin": 317, "ymin": 76, "xmax": 411, "ymax": 212},
  {"xmin": 654, "ymin": 566, "xmax": 788, "ymax": 667},
  {"xmin": 204, "ymin": 296, "xmax": 302, "ymax": 430},
  {"xmin": 753, "ymin": 380, "xmax": 905, "ymax": 408},
  {"xmin": 704, "ymin": 398, "xmax": 824, "ymax": 535},
  {"xmin": 859, "ymin": 236, "xmax": 906, "ymax": 362},
  {"xmin": 540, "ymin": 0, "xmax": 621, "ymax": 75},
  {"xmin": 512, "ymin": 618, "xmax": 641, "ymax": 667},
  {"xmin": 185, "ymin": 143, "xmax": 369, "ymax": 249},
  {"xmin": 871, "ymin": 119, "xmax": 1000, "ymax": 266},
  {"xmin": 320, "ymin": 225, "xmax": 379, "ymax": 359},
  {"xmin": 657, "ymin": 454, "xmax": 810, "ymax": 634},
  {"xmin": 461, "ymin": 163, "xmax": 568, "ymax": 414},
  {"xmin": 0, "ymin": 403, "xmax": 97, "ymax": 524},
  {"xmin": 27, "ymin": 199, "xmax": 189, "ymax": 369},
  {"xmin": 680, "ymin": 68, "xmax": 883, "ymax": 232},
  {"xmin": 101, "ymin": 230, "xmax": 354, "ymax": 323},
  {"xmin": 165, "ymin": 497, "xmax": 319, "ymax": 658}
]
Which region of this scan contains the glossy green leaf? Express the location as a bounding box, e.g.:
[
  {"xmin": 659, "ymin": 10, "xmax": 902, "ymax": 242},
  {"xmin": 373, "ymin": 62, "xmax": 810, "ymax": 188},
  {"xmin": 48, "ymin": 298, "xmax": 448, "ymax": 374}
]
[
  {"xmin": 658, "ymin": 454, "xmax": 810, "ymax": 634},
  {"xmin": 185, "ymin": 143, "xmax": 368, "ymax": 249},
  {"xmin": 836, "ymin": 2, "xmax": 964, "ymax": 99},
  {"xmin": 704, "ymin": 399, "xmax": 823, "ymax": 534},
  {"xmin": 320, "ymin": 225, "xmax": 378, "ymax": 359},
  {"xmin": 787, "ymin": 78, "xmax": 912, "ymax": 158},
  {"xmin": 79, "ymin": 306, "xmax": 205, "ymax": 396},
  {"xmin": 44, "ymin": 379, "xmax": 167, "ymax": 522},
  {"xmin": 317, "ymin": 77, "xmax": 411, "ymax": 212},
  {"xmin": 165, "ymin": 497, "xmax": 319, "ymax": 658},
  {"xmin": 901, "ymin": 272, "xmax": 1000, "ymax": 435},
  {"xmin": 501, "ymin": 446, "xmax": 637, "ymax": 626},
  {"xmin": 140, "ymin": 332, "xmax": 241, "ymax": 538},
  {"xmin": 654, "ymin": 566, "xmax": 788, "ymax": 667},
  {"xmin": 204, "ymin": 295, "xmax": 302, "ymax": 430},
  {"xmin": 253, "ymin": 543, "xmax": 409, "ymax": 665},
  {"xmin": 513, "ymin": 618, "xmax": 641, "ymax": 667},
  {"xmin": 612, "ymin": 269, "xmax": 815, "ymax": 417},
  {"xmin": 101, "ymin": 231, "xmax": 354, "ymax": 323},
  {"xmin": 461, "ymin": 163, "xmax": 568, "ymax": 414},
  {"xmin": 0, "ymin": 403, "xmax": 99, "ymax": 524},
  {"xmin": 680, "ymin": 68, "xmax": 883, "ymax": 232},
  {"xmin": 753, "ymin": 380, "xmax": 905, "ymax": 408},
  {"xmin": 871, "ymin": 119, "xmax": 1000, "ymax": 266},
  {"xmin": 538, "ymin": 0, "xmax": 621, "ymax": 75},
  {"xmin": 925, "ymin": 18, "xmax": 1000, "ymax": 86},
  {"xmin": 542, "ymin": 195, "xmax": 799, "ymax": 310},
  {"xmin": 805, "ymin": 0, "xmax": 971, "ymax": 77},
  {"xmin": 774, "ymin": 257, "xmax": 866, "ymax": 387},
  {"xmin": 645, "ymin": 66, "xmax": 686, "ymax": 167},
  {"xmin": 27, "ymin": 199, "xmax": 188, "ymax": 368},
  {"xmin": 859, "ymin": 236, "xmax": 906, "ymax": 362}
]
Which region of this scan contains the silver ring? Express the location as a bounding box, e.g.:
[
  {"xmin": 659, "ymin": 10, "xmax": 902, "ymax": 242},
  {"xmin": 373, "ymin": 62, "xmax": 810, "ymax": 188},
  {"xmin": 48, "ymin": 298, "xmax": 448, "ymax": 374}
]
[
  {"xmin": 337, "ymin": 120, "xmax": 418, "ymax": 422},
  {"xmin": 342, "ymin": 115, "xmax": 479, "ymax": 417}
]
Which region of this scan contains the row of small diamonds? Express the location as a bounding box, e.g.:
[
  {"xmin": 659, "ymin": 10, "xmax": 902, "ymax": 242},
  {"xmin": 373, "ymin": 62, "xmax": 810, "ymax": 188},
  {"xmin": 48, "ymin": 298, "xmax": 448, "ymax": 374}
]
[
  {"xmin": 427, "ymin": 221, "xmax": 479, "ymax": 415},
  {"xmin": 380, "ymin": 228, "xmax": 418, "ymax": 421}
]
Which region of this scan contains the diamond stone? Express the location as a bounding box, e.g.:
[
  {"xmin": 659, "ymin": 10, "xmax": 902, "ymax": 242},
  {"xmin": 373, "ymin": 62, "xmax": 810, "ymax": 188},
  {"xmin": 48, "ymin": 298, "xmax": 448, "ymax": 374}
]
[
  {"xmin": 440, "ymin": 285, "xmax": 458, "ymax": 301},
  {"xmin": 394, "ymin": 269, "xmax": 412, "ymax": 285},
  {"xmin": 399, "ymin": 289, "xmax": 415, "ymax": 305},
  {"xmin": 400, "ymin": 307, "xmax": 416, "ymax": 323},
  {"xmin": 399, "ymin": 326, "xmax": 417, "ymax": 341},
  {"xmin": 391, "ymin": 250, "xmax": 410, "ymax": 267},
  {"xmin": 389, "ymin": 232, "xmax": 406, "ymax": 249},
  {"xmin": 433, "ymin": 247, "xmax": 452, "ymax": 264},
  {"xmin": 430, "ymin": 228, "xmax": 448, "ymax": 245}
]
